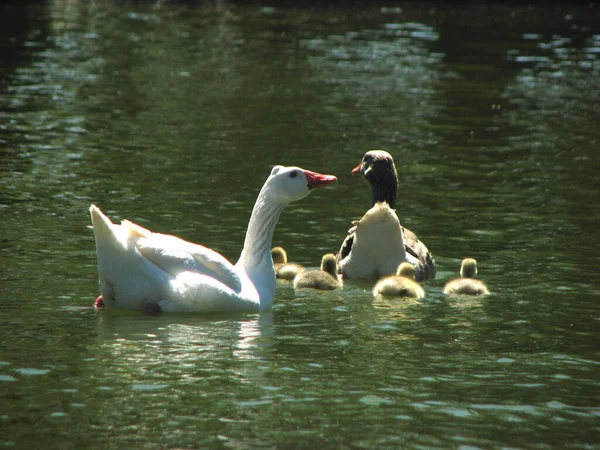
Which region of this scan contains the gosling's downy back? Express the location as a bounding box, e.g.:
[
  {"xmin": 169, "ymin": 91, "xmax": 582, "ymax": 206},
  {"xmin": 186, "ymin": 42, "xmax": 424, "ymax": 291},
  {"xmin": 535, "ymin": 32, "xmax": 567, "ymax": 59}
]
[
  {"xmin": 444, "ymin": 258, "xmax": 489, "ymax": 296},
  {"xmin": 373, "ymin": 262, "xmax": 424, "ymax": 298}
]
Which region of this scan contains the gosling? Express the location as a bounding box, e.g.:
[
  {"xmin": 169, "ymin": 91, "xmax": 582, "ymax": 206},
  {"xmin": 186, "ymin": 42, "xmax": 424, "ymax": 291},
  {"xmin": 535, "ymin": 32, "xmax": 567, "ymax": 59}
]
[
  {"xmin": 372, "ymin": 262, "xmax": 425, "ymax": 298},
  {"xmin": 294, "ymin": 254, "xmax": 342, "ymax": 290},
  {"xmin": 443, "ymin": 258, "xmax": 489, "ymax": 296},
  {"xmin": 272, "ymin": 246, "xmax": 304, "ymax": 280}
]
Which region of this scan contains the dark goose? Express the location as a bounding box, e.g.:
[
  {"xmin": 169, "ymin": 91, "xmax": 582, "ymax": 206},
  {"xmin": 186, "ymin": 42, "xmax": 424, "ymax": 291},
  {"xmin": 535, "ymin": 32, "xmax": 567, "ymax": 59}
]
[{"xmin": 336, "ymin": 150, "xmax": 436, "ymax": 281}]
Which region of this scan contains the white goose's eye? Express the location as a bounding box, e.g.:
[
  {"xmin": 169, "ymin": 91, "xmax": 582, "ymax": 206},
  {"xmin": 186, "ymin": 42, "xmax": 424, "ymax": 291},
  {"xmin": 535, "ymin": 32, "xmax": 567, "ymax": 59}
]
[{"xmin": 289, "ymin": 171, "xmax": 298, "ymax": 178}]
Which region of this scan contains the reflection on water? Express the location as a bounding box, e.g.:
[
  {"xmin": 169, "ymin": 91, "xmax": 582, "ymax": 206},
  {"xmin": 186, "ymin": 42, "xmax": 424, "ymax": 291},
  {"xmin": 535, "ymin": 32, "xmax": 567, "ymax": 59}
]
[
  {"xmin": 1, "ymin": 1, "xmax": 599, "ymax": 449},
  {"xmin": 90, "ymin": 312, "xmax": 274, "ymax": 393}
]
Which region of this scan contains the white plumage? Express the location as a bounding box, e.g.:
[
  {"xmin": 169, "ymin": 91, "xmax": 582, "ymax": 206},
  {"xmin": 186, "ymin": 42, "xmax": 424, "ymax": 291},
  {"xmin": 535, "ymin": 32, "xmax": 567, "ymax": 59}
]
[{"xmin": 90, "ymin": 165, "xmax": 336, "ymax": 313}]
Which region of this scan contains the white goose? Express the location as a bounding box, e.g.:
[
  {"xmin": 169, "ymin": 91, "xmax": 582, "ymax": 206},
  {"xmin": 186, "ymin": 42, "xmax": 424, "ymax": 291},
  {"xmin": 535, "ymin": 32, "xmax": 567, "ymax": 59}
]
[
  {"xmin": 90, "ymin": 165, "xmax": 336, "ymax": 313},
  {"xmin": 336, "ymin": 150, "xmax": 436, "ymax": 281}
]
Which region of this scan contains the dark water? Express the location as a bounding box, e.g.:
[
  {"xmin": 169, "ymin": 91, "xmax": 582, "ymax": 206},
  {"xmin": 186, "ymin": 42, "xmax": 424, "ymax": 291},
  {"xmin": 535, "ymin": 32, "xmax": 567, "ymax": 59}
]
[{"xmin": 1, "ymin": 1, "xmax": 599, "ymax": 448}]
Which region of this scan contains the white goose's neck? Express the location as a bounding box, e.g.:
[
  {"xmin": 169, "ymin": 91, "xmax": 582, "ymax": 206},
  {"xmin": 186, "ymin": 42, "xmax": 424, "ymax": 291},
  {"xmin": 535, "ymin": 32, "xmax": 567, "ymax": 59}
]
[{"xmin": 236, "ymin": 187, "xmax": 285, "ymax": 307}]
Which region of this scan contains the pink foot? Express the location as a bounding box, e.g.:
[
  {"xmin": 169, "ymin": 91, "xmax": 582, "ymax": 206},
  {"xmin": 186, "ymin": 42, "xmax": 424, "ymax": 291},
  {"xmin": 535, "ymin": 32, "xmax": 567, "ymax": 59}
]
[{"xmin": 93, "ymin": 295, "xmax": 104, "ymax": 309}]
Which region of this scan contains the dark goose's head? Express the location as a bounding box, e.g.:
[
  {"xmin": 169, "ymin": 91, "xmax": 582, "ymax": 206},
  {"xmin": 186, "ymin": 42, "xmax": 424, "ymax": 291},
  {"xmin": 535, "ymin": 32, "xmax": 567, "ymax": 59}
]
[{"xmin": 352, "ymin": 150, "xmax": 398, "ymax": 209}]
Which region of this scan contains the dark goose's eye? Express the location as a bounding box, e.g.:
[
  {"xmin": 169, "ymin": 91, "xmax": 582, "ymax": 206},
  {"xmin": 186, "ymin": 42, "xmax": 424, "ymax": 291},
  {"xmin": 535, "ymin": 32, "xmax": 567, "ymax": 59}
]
[{"xmin": 289, "ymin": 171, "xmax": 298, "ymax": 178}]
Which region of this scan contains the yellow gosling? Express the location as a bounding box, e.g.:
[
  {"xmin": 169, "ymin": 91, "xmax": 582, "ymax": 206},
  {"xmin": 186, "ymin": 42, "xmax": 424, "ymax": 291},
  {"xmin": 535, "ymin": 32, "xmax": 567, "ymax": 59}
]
[
  {"xmin": 272, "ymin": 246, "xmax": 304, "ymax": 281},
  {"xmin": 293, "ymin": 254, "xmax": 342, "ymax": 290},
  {"xmin": 443, "ymin": 258, "xmax": 489, "ymax": 296},
  {"xmin": 372, "ymin": 262, "xmax": 425, "ymax": 298}
]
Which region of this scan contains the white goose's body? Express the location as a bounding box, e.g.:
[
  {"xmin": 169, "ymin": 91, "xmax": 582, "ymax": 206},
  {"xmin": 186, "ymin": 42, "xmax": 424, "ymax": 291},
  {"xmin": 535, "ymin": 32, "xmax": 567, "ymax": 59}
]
[{"xmin": 90, "ymin": 166, "xmax": 336, "ymax": 313}]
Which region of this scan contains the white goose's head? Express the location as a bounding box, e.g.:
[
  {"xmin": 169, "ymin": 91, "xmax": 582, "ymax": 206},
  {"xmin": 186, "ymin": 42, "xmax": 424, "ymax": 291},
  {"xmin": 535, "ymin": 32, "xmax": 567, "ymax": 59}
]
[{"xmin": 265, "ymin": 165, "xmax": 337, "ymax": 204}]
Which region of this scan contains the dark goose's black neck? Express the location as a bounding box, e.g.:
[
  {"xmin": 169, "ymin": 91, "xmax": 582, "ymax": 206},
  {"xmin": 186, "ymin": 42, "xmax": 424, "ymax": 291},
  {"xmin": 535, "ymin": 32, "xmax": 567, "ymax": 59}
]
[{"xmin": 366, "ymin": 163, "xmax": 398, "ymax": 209}]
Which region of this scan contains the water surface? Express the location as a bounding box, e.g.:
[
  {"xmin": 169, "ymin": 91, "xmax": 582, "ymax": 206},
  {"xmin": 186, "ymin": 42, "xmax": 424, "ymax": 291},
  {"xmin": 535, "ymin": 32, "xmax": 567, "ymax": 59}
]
[{"xmin": 1, "ymin": 1, "xmax": 599, "ymax": 448}]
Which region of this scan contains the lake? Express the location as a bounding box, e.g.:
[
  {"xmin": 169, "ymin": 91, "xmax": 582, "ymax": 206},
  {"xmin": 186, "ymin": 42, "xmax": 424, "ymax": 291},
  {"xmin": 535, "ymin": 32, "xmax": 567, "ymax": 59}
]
[{"xmin": 1, "ymin": 1, "xmax": 599, "ymax": 448}]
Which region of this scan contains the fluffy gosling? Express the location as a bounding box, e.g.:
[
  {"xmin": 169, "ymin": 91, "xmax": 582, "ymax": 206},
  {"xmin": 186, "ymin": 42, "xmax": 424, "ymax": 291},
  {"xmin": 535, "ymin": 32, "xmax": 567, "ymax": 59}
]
[
  {"xmin": 293, "ymin": 254, "xmax": 342, "ymax": 290},
  {"xmin": 443, "ymin": 258, "xmax": 489, "ymax": 296},
  {"xmin": 372, "ymin": 262, "xmax": 425, "ymax": 298},
  {"xmin": 272, "ymin": 246, "xmax": 304, "ymax": 280}
]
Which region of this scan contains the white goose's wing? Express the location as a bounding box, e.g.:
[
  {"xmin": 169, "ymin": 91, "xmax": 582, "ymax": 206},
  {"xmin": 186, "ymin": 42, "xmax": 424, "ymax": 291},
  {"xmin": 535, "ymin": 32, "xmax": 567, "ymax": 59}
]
[{"xmin": 124, "ymin": 220, "xmax": 243, "ymax": 294}]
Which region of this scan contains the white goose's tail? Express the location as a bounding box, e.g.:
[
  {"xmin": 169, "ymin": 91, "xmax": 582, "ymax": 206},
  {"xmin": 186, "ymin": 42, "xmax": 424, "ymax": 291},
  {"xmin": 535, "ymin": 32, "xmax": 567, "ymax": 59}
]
[
  {"xmin": 89, "ymin": 204, "xmax": 166, "ymax": 309},
  {"xmin": 90, "ymin": 205, "xmax": 151, "ymax": 250},
  {"xmin": 90, "ymin": 204, "xmax": 125, "ymax": 249}
]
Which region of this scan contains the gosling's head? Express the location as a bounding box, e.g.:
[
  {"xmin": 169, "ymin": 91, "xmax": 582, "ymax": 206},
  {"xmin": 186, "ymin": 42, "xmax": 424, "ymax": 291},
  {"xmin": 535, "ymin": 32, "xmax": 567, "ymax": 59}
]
[
  {"xmin": 396, "ymin": 262, "xmax": 416, "ymax": 279},
  {"xmin": 321, "ymin": 253, "xmax": 338, "ymax": 277},
  {"xmin": 460, "ymin": 258, "xmax": 478, "ymax": 278},
  {"xmin": 271, "ymin": 247, "xmax": 288, "ymax": 265}
]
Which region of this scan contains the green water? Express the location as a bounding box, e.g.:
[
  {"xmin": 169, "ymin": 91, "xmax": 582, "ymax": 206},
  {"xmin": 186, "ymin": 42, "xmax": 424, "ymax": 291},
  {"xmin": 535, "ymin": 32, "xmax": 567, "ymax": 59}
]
[{"xmin": 1, "ymin": 1, "xmax": 599, "ymax": 448}]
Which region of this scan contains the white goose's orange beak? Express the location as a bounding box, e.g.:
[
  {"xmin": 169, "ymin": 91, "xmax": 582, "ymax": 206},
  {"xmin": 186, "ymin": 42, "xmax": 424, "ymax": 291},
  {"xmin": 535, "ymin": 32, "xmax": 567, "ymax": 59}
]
[{"xmin": 304, "ymin": 170, "xmax": 337, "ymax": 190}]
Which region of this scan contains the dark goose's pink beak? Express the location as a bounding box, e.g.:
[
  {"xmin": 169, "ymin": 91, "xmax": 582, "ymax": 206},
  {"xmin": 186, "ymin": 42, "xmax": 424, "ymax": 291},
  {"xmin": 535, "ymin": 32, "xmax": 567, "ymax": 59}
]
[{"xmin": 304, "ymin": 170, "xmax": 337, "ymax": 190}]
